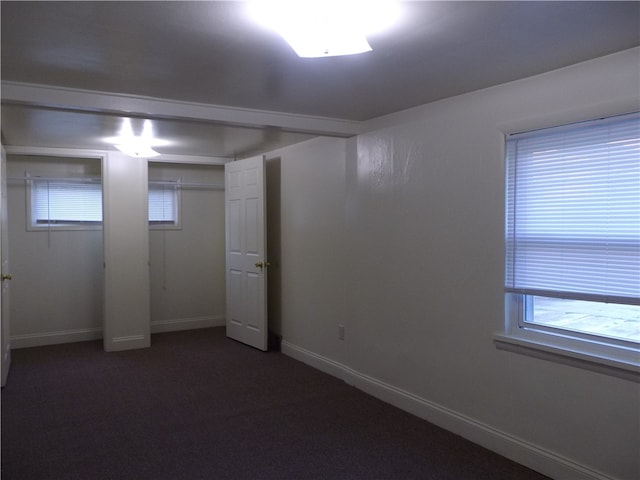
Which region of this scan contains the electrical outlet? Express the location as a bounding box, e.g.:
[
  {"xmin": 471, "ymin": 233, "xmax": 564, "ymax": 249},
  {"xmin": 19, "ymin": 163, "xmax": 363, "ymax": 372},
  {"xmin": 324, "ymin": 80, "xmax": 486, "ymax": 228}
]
[{"xmin": 338, "ymin": 324, "xmax": 345, "ymax": 340}]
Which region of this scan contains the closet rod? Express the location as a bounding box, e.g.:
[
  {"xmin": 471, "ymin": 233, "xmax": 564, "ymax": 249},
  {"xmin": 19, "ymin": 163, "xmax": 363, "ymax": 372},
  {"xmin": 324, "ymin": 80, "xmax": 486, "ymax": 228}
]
[
  {"xmin": 150, "ymin": 180, "xmax": 225, "ymax": 190},
  {"xmin": 7, "ymin": 176, "xmax": 225, "ymax": 190},
  {"xmin": 8, "ymin": 176, "xmax": 101, "ymax": 183}
]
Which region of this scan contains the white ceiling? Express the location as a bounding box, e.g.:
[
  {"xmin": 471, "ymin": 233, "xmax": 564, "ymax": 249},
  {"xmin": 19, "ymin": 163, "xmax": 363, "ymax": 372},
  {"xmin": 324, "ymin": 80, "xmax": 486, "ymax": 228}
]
[{"xmin": 1, "ymin": 1, "xmax": 639, "ymax": 159}]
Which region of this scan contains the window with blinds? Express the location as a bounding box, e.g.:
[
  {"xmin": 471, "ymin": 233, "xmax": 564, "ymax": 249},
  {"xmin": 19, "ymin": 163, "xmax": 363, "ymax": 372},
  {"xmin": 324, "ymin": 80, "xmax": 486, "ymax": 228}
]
[
  {"xmin": 30, "ymin": 178, "xmax": 102, "ymax": 228},
  {"xmin": 505, "ymin": 112, "xmax": 639, "ymax": 345},
  {"xmin": 148, "ymin": 181, "xmax": 180, "ymax": 227},
  {"xmin": 29, "ymin": 178, "xmax": 180, "ymax": 229}
]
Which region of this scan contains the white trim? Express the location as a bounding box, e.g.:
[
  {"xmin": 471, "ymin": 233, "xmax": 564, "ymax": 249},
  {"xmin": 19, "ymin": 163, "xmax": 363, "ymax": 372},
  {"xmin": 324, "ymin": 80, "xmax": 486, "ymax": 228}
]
[
  {"xmin": 148, "ymin": 178, "xmax": 181, "ymax": 230},
  {"xmin": 5, "ymin": 145, "xmax": 228, "ymax": 166},
  {"xmin": 149, "ymin": 154, "xmax": 231, "ymax": 165},
  {"xmin": 26, "ymin": 175, "xmax": 104, "ymax": 231},
  {"xmin": 9, "ymin": 316, "xmax": 225, "ymax": 349},
  {"xmin": 5, "ymin": 145, "xmax": 109, "ymax": 159},
  {"xmin": 282, "ymin": 339, "xmax": 348, "ymax": 381},
  {"xmin": 502, "ymin": 294, "xmax": 640, "ymax": 381},
  {"xmin": 112, "ymin": 335, "xmax": 146, "ymax": 342},
  {"xmin": 281, "ymin": 339, "xmax": 620, "ymax": 480},
  {"xmin": 493, "ymin": 333, "xmax": 640, "ymax": 383},
  {"xmin": 108, "ymin": 334, "xmax": 149, "ymax": 351},
  {"xmin": 150, "ymin": 315, "xmax": 225, "ymax": 333},
  {"xmin": 1, "ymin": 81, "xmax": 363, "ymax": 137},
  {"xmin": 11, "ymin": 327, "xmax": 102, "ymax": 349}
]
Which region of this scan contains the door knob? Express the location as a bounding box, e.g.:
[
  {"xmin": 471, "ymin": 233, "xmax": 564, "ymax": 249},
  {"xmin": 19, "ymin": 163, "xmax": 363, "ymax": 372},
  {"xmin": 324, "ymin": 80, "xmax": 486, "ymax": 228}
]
[
  {"xmin": 1, "ymin": 274, "xmax": 12, "ymax": 281},
  {"xmin": 254, "ymin": 261, "xmax": 270, "ymax": 271}
]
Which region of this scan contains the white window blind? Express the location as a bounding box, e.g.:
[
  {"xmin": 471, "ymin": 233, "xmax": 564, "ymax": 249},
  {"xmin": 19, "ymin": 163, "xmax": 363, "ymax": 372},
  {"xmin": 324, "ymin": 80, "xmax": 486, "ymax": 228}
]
[
  {"xmin": 148, "ymin": 182, "xmax": 178, "ymax": 224},
  {"xmin": 32, "ymin": 179, "xmax": 102, "ymax": 225},
  {"xmin": 31, "ymin": 178, "xmax": 179, "ymax": 227},
  {"xmin": 505, "ymin": 112, "xmax": 640, "ymax": 305}
]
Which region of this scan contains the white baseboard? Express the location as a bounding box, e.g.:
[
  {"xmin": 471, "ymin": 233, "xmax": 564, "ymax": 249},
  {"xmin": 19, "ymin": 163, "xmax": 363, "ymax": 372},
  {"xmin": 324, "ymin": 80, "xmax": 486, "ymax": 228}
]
[
  {"xmin": 10, "ymin": 316, "xmax": 225, "ymax": 349},
  {"xmin": 150, "ymin": 315, "xmax": 225, "ymax": 333},
  {"xmin": 105, "ymin": 334, "xmax": 150, "ymax": 351},
  {"xmin": 281, "ymin": 340, "xmax": 617, "ymax": 480},
  {"xmin": 11, "ymin": 328, "xmax": 102, "ymax": 349},
  {"xmin": 281, "ymin": 339, "xmax": 348, "ymax": 380}
]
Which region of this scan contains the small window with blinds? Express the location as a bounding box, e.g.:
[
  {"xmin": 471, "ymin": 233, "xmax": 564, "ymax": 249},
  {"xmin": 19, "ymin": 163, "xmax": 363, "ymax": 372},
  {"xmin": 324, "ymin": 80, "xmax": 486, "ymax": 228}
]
[
  {"xmin": 29, "ymin": 178, "xmax": 103, "ymax": 229},
  {"xmin": 28, "ymin": 177, "xmax": 180, "ymax": 229},
  {"xmin": 505, "ymin": 112, "xmax": 639, "ymax": 350},
  {"xmin": 148, "ymin": 180, "xmax": 181, "ymax": 229}
]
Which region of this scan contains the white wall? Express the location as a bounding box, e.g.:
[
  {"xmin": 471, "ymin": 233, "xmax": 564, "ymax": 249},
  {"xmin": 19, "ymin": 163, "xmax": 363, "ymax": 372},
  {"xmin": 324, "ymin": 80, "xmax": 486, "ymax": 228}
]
[
  {"xmin": 274, "ymin": 48, "xmax": 640, "ymax": 480},
  {"xmin": 102, "ymin": 152, "xmax": 150, "ymax": 351},
  {"xmin": 267, "ymin": 137, "xmax": 348, "ymax": 366},
  {"xmin": 6, "ymin": 156, "xmax": 226, "ymax": 347},
  {"xmin": 148, "ymin": 162, "xmax": 226, "ymax": 332},
  {"xmin": 7, "ymin": 155, "xmax": 104, "ymax": 346}
]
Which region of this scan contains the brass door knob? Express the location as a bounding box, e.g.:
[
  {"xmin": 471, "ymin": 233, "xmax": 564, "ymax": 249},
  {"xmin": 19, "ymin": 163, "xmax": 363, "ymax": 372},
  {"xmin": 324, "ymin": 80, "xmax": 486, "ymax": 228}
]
[
  {"xmin": 1, "ymin": 274, "xmax": 12, "ymax": 281},
  {"xmin": 254, "ymin": 261, "xmax": 270, "ymax": 270}
]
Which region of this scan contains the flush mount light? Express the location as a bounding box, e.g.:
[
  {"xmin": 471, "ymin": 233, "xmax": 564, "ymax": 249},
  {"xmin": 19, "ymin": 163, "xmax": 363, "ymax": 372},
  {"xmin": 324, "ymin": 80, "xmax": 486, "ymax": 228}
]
[
  {"xmin": 104, "ymin": 119, "xmax": 170, "ymax": 158},
  {"xmin": 248, "ymin": 0, "xmax": 400, "ymax": 58},
  {"xmin": 114, "ymin": 143, "xmax": 161, "ymax": 159}
]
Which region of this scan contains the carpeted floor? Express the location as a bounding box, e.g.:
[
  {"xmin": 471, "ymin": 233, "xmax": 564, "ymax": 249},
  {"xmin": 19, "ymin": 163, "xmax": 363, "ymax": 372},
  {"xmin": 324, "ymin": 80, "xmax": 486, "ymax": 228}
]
[{"xmin": 1, "ymin": 327, "xmax": 549, "ymax": 480}]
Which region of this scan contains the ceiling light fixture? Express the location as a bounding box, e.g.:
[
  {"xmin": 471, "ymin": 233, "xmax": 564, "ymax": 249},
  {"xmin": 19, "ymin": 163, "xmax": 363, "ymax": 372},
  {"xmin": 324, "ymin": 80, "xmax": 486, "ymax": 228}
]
[
  {"xmin": 248, "ymin": 0, "xmax": 400, "ymax": 58},
  {"xmin": 104, "ymin": 119, "xmax": 170, "ymax": 158}
]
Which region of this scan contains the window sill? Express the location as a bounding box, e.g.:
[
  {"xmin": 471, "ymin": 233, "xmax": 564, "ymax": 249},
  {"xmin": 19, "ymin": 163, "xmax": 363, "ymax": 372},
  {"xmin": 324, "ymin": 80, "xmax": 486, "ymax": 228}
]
[
  {"xmin": 149, "ymin": 223, "xmax": 181, "ymax": 231},
  {"xmin": 494, "ymin": 332, "xmax": 640, "ymax": 383},
  {"xmin": 27, "ymin": 224, "xmax": 103, "ymax": 232}
]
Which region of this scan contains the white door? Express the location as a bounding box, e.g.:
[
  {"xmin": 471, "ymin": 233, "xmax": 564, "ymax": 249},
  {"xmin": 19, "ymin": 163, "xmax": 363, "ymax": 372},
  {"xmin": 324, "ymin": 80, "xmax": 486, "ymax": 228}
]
[
  {"xmin": 225, "ymin": 156, "xmax": 268, "ymax": 351},
  {"xmin": 0, "ymin": 146, "xmax": 11, "ymax": 386}
]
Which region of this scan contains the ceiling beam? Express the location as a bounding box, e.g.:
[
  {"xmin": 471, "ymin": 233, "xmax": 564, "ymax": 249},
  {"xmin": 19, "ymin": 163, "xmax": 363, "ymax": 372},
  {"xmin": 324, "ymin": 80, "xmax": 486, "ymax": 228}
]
[
  {"xmin": 1, "ymin": 81, "xmax": 364, "ymax": 137},
  {"xmin": 4, "ymin": 145, "xmax": 231, "ymax": 165}
]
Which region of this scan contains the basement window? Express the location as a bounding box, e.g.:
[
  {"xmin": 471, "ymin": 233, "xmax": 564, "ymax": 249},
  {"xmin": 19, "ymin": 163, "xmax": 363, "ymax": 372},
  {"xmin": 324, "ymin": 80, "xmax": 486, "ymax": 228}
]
[
  {"xmin": 496, "ymin": 112, "xmax": 640, "ymax": 379},
  {"xmin": 29, "ymin": 177, "xmax": 102, "ymax": 230},
  {"xmin": 148, "ymin": 180, "xmax": 181, "ymax": 229},
  {"xmin": 28, "ymin": 177, "xmax": 180, "ymax": 229}
]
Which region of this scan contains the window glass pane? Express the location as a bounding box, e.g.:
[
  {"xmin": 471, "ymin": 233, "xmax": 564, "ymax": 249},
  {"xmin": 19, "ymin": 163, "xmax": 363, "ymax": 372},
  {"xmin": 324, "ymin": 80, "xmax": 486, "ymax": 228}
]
[
  {"xmin": 526, "ymin": 296, "xmax": 640, "ymax": 344},
  {"xmin": 32, "ymin": 179, "xmax": 102, "ymax": 224},
  {"xmin": 148, "ymin": 183, "xmax": 178, "ymax": 224},
  {"xmin": 31, "ymin": 179, "xmax": 179, "ymax": 227}
]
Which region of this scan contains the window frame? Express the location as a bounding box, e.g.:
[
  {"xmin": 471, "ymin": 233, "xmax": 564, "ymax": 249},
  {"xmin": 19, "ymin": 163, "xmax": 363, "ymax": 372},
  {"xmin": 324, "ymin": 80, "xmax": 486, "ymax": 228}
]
[
  {"xmin": 26, "ymin": 175, "xmax": 182, "ymax": 231},
  {"xmin": 496, "ymin": 113, "xmax": 640, "ymax": 381},
  {"xmin": 27, "ymin": 176, "xmax": 103, "ymax": 231},
  {"xmin": 522, "ymin": 295, "xmax": 638, "ymax": 348},
  {"xmin": 148, "ymin": 179, "xmax": 182, "ymax": 231},
  {"xmin": 499, "ymin": 293, "xmax": 639, "ymax": 377}
]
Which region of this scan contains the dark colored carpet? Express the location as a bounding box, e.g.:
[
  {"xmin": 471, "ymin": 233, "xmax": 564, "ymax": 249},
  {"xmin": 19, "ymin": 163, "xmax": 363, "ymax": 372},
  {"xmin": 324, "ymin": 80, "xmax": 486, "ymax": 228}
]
[{"xmin": 2, "ymin": 327, "xmax": 549, "ymax": 480}]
